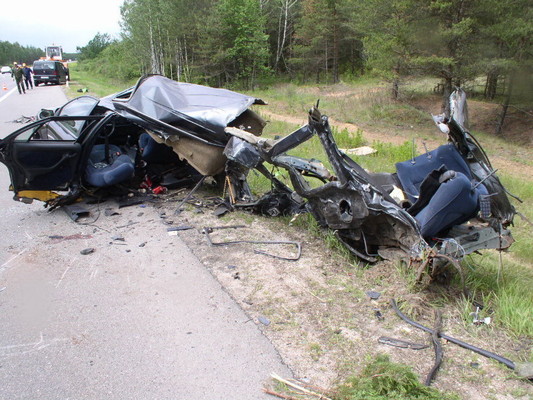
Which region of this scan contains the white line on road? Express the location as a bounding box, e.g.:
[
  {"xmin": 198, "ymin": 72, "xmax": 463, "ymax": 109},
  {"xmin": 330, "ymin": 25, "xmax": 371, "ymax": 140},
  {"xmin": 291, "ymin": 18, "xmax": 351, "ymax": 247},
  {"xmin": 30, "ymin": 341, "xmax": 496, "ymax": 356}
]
[
  {"xmin": 0, "ymin": 248, "xmax": 27, "ymax": 272},
  {"xmin": 0, "ymin": 87, "xmax": 17, "ymax": 104}
]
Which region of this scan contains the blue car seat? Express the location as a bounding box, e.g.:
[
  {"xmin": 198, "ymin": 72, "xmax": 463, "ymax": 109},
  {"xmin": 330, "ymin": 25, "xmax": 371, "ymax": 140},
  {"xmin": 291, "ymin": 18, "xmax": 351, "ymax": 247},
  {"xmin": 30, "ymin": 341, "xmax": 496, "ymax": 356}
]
[
  {"xmin": 395, "ymin": 144, "xmax": 485, "ymax": 239},
  {"xmin": 85, "ymin": 144, "xmax": 135, "ymax": 187},
  {"xmin": 139, "ymin": 133, "xmax": 179, "ymax": 164}
]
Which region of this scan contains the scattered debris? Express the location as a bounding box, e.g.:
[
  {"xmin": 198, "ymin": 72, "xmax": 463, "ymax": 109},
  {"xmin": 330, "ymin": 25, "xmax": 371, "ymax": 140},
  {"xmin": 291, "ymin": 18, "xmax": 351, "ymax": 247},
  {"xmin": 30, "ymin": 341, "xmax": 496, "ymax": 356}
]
[
  {"xmin": 425, "ymin": 310, "xmax": 443, "ymax": 386},
  {"xmin": 111, "ymin": 235, "xmax": 125, "ymax": 241},
  {"xmin": 167, "ymin": 225, "xmax": 194, "ymax": 235},
  {"xmin": 80, "ymin": 248, "xmax": 95, "ymax": 255},
  {"xmin": 11, "ymin": 115, "xmax": 36, "ymax": 124},
  {"xmin": 49, "ymin": 234, "xmax": 93, "ymax": 241},
  {"xmin": 118, "ymin": 196, "xmax": 145, "ymax": 208},
  {"xmin": 374, "ymin": 309, "xmax": 384, "ymax": 321},
  {"xmin": 213, "ymin": 202, "xmax": 232, "ymax": 217},
  {"xmin": 116, "ymin": 221, "xmax": 139, "ymax": 229},
  {"xmin": 63, "ymin": 204, "xmax": 91, "ymax": 221},
  {"xmin": 175, "ymin": 176, "xmax": 207, "ymax": 215},
  {"xmin": 391, "ymin": 299, "xmax": 516, "ymax": 370},
  {"xmin": 267, "ymin": 373, "xmax": 333, "ymax": 400},
  {"xmin": 378, "ymin": 336, "xmax": 429, "ymax": 350},
  {"xmin": 339, "ymin": 146, "xmax": 377, "ymax": 156},
  {"xmin": 366, "ymin": 290, "xmax": 381, "ymax": 300},
  {"xmin": 104, "ymin": 208, "xmax": 120, "ymax": 217},
  {"xmin": 470, "ymin": 306, "xmax": 491, "ymax": 326},
  {"xmin": 202, "ymin": 225, "xmax": 302, "ymax": 261}
]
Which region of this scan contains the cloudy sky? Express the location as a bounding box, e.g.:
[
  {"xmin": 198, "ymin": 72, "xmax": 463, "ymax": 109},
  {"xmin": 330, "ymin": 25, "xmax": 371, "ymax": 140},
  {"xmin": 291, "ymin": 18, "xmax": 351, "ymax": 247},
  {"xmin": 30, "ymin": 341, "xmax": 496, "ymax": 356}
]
[{"xmin": 0, "ymin": 0, "xmax": 123, "ymax": 53}]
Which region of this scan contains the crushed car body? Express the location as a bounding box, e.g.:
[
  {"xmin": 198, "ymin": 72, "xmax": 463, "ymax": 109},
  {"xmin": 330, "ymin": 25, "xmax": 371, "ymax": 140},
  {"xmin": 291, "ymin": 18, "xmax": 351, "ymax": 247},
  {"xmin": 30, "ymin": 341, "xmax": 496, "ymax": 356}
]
[
  {"xmin": 0, "ymin": 75, "xmax": 266, "ymax": 206},
  {"xmin": 0, "ymin": 74, "xmax": 516, "ymax": 266},
  {"xmin": 222, "ymin": 89, "xmax": 516, "ymax": 264}
]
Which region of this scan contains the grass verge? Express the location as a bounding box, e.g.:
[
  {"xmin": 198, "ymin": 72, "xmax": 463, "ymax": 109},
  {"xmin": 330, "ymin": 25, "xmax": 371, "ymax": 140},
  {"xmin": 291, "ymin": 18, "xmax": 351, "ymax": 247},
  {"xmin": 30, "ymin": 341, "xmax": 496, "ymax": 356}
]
[{"xmin": 64, "ymin": 62, "xmax": 135, "ymax": 99}]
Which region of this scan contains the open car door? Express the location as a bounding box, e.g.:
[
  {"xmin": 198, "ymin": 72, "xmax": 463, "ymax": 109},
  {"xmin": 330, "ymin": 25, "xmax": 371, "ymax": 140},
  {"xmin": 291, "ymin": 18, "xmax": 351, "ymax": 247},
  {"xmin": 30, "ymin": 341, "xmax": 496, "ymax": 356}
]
[{"xmin": 0, "ymin": 116, "xmax": 99, "ymax": 202}]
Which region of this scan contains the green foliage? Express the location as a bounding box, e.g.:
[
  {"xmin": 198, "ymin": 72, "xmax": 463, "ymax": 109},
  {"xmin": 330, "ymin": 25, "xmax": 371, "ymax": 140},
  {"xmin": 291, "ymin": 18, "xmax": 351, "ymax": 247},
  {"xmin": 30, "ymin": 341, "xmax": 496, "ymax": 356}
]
[
  {"xmin": 65, "ymin": 62, "xmax": 137, "ymax": 98},
  {"xmin": 76, "ymin": 33, "xmax": 113, "ymax": 61},
  {"xmin": 208, "ymin": 0, "xmax": 271, "ymax": 88},
  {"xmin": 337, "ymin": 354, "xmax": 460, "ymax": 400},
  {"xmin": 0, "ymin": 41, "xmax": 44, "ymax": 65},
  {"xmin": 77, "ymin": 39, "xmax": 141, "ymax": 82},
  {"xmin": 463, "ymin": 253, "xmax": 533, "ymax": 339}
]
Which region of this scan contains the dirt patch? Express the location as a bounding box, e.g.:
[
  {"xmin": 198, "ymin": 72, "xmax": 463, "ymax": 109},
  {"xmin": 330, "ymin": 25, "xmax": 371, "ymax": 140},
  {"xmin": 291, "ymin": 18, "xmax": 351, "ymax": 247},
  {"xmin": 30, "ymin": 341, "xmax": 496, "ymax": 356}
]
[{"xmin": 152, "ymin": 191, "xmax": 532, "ymax": 400}]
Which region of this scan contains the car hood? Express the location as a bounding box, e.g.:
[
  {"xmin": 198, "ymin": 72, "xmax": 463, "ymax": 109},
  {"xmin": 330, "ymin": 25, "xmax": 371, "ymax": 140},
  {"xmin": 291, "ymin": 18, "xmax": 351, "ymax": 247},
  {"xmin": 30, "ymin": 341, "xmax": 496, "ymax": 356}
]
[{"xmin": 109, "ymin": 75, "xmax": 265, "ymax": 147}]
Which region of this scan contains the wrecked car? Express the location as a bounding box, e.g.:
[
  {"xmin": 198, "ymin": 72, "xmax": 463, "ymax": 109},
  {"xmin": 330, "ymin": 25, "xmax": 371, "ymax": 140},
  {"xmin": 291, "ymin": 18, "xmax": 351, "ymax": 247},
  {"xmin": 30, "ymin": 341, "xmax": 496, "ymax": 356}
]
[
  {"xmin": 0, "ymin": 75, "xmax": 516, "ymax": 268},
  {"xmin": 223, "ymin": 89, "xmax": 516, "ymax": 267},
  {"xmin": 0, "ymin": 75, "xmax": 266, "ymax": 205}
]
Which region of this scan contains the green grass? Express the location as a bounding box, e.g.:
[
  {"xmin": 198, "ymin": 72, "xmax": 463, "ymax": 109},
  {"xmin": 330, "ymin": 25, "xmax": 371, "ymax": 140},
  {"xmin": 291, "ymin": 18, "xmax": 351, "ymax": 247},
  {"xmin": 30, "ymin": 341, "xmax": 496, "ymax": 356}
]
[
  {"xmin": 251, "ymin": 81, "xmax": 532, "ymax": 342},
  {"xmin": 65, "ymin": 62, "xmax": 136, "ymax": 99},
  {"xmin": 335, "ymin": 354, "xmax": 460, "ymax": 400},
  {"xmin": 462, "ymin": 252, "xmax": 533, "ymax": 340}
]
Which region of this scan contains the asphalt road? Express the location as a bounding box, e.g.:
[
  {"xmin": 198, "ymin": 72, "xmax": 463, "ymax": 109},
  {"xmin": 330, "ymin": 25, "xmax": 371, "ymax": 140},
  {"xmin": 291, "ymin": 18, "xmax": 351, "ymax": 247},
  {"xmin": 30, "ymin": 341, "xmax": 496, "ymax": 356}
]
[{"xmin": 0, "ymin": 84, "xmax": 291, "ymax": 399}]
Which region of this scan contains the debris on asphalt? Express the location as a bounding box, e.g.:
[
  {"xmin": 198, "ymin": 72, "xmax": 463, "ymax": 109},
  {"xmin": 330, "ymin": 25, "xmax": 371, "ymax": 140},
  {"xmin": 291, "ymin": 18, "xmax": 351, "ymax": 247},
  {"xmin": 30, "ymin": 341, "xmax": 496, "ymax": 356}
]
[
  {"xmin": 104, "ymin": 208, "xmax": 120, "ymax": 217},
  {"xmin": 80, "ymin": 248, "xmax": 95, "ymax": 255},
  {"xmin": 49, "ymin": 234, "xmax": 93, "ymax": 241},
  {"xmin": 116, "ymin": 221, "xmax": 139, "ymax": 229},
  {"xmin": 258, "ymin": 316, "xmax": 271, "ymax": 326},
  {"xmin": 63, "ymin": 204, "xmax": 91, "ymax": 221},
  {"xmin": 167, "ymin": 226, "xmax": 194, "ymax": 235}
]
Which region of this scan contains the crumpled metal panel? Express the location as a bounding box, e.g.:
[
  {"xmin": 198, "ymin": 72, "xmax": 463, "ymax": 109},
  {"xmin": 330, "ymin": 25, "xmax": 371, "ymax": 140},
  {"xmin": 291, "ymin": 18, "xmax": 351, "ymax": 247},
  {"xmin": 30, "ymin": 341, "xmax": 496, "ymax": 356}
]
[{"xmin": 112, "ymin": 75, "xmax": 265, "ymax": 146}]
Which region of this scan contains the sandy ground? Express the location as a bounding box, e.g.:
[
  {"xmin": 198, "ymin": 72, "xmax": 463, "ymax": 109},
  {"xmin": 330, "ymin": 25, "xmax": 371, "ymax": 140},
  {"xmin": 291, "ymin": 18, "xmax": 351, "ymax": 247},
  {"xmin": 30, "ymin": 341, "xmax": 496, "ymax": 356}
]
[{"xmin": 151, "ymin": 188, "xmax": 532, "ymax": 400}]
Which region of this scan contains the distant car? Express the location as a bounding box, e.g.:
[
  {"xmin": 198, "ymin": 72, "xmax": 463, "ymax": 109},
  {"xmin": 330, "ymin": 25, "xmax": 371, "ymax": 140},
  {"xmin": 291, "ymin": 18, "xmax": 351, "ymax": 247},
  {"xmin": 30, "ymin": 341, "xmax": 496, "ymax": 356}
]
[
  {"xmin": 1, "ymin": 66, "xmax": 11, "ymax": 74},
  {"xmin": 33, "ymin": 60, "xmax": 68, "ymax": 86}
]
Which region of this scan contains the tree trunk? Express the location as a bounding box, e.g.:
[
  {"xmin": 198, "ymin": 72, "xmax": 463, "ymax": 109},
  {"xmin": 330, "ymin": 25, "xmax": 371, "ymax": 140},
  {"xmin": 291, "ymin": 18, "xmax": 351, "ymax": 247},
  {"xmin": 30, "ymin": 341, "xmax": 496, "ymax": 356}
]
[
  {"xmin": 331, "ymin": 6, "xmax": 339, "ymax": 84},
  {"xmin": 484, "ymin": 69, "xmax": 498, "ymax": 100},
  {"xmin": 496, "ymin": 73, "xmax": 515, "ymax": 135}
]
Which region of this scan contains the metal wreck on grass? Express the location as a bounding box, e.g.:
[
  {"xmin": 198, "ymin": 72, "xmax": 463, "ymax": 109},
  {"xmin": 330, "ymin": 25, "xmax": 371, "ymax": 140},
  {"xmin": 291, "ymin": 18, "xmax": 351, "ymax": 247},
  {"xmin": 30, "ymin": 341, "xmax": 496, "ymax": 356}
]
[
  {"xmin": 0, "ymin": 75, "xmax": 517, "ymax": 273},
  {"xmin": 224, "ymin": 89, "xmax": 516, "ymax": 272}
]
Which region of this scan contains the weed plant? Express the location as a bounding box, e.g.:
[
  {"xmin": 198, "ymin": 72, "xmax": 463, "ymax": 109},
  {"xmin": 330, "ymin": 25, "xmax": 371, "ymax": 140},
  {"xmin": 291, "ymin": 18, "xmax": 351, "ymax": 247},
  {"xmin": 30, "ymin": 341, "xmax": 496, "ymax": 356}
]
[{"xmin": 336, "ymin": 354, "xmax": 460, "ymax": 400}]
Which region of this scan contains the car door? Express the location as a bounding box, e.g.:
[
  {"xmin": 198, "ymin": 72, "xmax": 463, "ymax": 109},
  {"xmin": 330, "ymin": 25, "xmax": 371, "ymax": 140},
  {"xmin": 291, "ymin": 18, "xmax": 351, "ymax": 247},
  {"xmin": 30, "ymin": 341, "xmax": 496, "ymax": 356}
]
[{"xmin": 0, "ymin": 116, "xmax": 99, "ymax": 194}]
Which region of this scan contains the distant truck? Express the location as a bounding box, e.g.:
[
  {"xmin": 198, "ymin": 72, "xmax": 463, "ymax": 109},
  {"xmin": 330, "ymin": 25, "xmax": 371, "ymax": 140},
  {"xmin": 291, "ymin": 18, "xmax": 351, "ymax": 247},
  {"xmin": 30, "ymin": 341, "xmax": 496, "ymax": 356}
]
[{"xmin": 38, "ymin": 45, "xmax": 70, "ymax": 81}]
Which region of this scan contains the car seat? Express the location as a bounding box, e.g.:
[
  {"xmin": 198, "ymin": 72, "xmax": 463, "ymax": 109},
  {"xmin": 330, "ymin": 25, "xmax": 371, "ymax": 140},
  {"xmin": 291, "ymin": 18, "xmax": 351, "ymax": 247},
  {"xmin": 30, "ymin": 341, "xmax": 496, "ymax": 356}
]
[
  {"xmin": 85, "ymin": 144, "xmax": 135, "ymax": 187},
  {"xmin": 139, "ymin": 133, "xmax": 179, "ymax": 164},
  {"xmin": 395, "ymin": 144, "xmax": 485, "ymax": 239}
]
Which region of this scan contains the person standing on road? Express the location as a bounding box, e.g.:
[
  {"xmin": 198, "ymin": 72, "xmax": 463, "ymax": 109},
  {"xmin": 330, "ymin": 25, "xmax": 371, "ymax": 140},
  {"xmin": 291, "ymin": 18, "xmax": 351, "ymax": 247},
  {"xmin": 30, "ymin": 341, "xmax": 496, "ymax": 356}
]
[
  {"xmin": 22, "ymin": 63, "xmax": 33, "ymax": 90},
  {"xmin": 13, "ymin": 64, "xmax": 26, "ymax": 94}
]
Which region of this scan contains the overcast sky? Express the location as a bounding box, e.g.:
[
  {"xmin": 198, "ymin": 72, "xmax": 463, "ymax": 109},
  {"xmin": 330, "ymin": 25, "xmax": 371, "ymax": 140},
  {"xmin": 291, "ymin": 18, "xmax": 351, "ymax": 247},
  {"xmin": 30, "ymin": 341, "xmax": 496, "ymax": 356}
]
[{"xmin": 0, "ymin": 0, "xmax": 123, "ymax": 53}]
